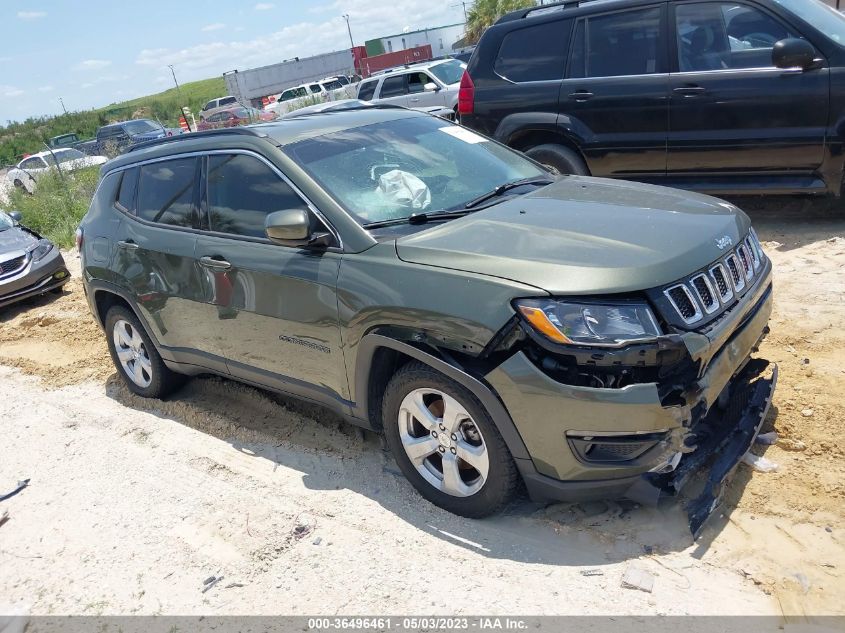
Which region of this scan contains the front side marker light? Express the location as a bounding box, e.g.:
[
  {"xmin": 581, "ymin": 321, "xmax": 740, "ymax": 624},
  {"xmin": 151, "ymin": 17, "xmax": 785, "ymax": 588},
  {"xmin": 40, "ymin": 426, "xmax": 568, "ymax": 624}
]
[{"xmin": 517, "ymin": 305, "xmax": 572, "ymax": 345}]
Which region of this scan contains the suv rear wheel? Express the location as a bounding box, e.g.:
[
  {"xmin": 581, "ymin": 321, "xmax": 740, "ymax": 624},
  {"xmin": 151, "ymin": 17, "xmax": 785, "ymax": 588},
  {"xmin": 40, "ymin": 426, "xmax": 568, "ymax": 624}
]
[
  {"xmin": 105, "ymin": 305, "xmax": 184, "ymax": 399},
  {"xmin": 382, "ymin": 362, "xmax": 519, "ymax": 517},
  {"xmin": 525, "ymin": 143, "xmax": 589, "ymax": 176}
]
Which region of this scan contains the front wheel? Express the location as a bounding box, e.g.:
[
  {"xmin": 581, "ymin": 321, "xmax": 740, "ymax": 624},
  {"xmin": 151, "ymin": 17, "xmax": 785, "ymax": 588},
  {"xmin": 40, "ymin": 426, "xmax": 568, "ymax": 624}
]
[{"xmin": 382, "ymin": 362, "xmax": 519, "ymax": 518}]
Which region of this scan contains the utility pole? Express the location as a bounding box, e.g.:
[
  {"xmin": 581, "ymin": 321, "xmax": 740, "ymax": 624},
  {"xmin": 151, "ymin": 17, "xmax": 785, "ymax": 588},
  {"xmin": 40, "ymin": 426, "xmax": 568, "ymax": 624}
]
[
  {"xmin": 59, "ymin": 97, "xmax": 67, "ymax": 114},
  {"xmin": 168, "ymin": 64, "xmax": 182, "ymax": 96},
  {"xmin": 342, "ymin": 14, "xmax": 359, "ymax": 76},
  {"xmin": 167, "ymin": 64, "xmax": 192, "ymax": 132}
]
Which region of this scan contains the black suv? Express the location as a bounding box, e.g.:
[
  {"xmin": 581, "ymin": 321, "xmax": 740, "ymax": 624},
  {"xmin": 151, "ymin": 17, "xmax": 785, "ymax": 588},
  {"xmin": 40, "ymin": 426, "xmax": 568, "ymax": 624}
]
[{"xmin": 460, "ymin": 0, "xmax": 845, "ymax": 196}]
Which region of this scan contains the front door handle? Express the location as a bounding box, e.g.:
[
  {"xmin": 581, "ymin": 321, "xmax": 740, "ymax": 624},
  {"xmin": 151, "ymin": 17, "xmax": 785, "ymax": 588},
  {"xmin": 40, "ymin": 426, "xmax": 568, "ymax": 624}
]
[
  {"xmin": 117, "ymin": 240, "xmax": 139, "ymax": 250},
  {"xmin": 569, "ymin": 91, "xmax": 594, "ymax": 101},
  {"xmin": 673, "ymin": 85, "xmax": 706, "ymax": 97},
  {"xmin": 410, "ymin": 97, "xmax": 420, "ymax": 103},
  {"xmin": 199, "ymin": 255, "xmax": 232, "ymax": 270}
]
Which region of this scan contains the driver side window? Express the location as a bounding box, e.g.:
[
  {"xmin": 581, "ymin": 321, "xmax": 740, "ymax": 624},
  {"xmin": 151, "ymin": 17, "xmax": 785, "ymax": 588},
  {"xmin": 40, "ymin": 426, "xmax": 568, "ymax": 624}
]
[
  {"xmin": 676, "ymin": 2, "xmax": 795, "ymax": 72},
  {"xmin": 206, "ymin": 154, "xmax": 310, "ymax": 239}
]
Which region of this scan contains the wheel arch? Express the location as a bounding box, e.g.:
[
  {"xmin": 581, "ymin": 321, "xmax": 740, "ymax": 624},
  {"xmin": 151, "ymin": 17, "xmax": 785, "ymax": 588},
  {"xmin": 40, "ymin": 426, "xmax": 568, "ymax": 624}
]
[{"xmin": 352, "ymin": 333, "xmax": 532, "ymax": 462}]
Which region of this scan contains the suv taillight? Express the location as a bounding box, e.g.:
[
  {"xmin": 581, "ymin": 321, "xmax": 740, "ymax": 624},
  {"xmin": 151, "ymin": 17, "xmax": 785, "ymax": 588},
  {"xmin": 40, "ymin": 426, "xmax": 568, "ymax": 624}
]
[{"xmin": 458, "ymin": 70, "xmax": 475, "ymax": 116}]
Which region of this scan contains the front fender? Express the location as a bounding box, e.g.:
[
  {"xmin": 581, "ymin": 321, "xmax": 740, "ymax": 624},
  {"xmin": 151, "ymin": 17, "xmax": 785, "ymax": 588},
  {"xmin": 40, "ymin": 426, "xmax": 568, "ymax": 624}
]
[{"xmin": 352, "ymin": 333, "xmax": 532, "ymax": 462}]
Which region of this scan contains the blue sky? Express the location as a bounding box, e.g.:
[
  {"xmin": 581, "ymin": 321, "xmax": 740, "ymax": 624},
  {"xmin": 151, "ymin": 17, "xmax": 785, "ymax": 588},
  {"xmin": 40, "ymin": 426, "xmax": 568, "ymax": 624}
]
[{"xmin": 0, "ymin": 0, "xmax": 464, "ymax": 124}]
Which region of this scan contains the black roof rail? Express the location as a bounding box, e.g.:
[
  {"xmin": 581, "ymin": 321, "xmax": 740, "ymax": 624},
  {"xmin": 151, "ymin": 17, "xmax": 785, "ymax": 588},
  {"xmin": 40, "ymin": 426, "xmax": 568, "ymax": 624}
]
[
  {"xmin": 497, "ymin": 0, "xmax": 605, "ymax": 23},
  {"xmin": 124, "ymin": 126, "xmax": 269, "ymax": 154}
]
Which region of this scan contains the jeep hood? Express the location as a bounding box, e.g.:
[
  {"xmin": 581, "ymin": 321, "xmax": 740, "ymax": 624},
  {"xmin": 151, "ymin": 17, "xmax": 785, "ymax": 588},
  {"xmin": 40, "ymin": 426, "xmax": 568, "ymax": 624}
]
[{"xmin": 395, "ymin": 177, "xmax": 751, "ymax": 295}]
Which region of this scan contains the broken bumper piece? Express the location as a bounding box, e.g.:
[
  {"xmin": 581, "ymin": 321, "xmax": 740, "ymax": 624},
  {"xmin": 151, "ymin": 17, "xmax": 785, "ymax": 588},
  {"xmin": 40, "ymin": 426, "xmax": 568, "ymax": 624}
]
[{"xmin": 641, "ymin": 359, "xmax": 778, "ymax": 537}]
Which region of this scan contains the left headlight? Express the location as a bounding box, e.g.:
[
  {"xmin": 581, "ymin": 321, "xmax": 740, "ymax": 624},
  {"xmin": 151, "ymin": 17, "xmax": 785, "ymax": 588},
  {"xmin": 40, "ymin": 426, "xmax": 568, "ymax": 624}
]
[
  {"xmin": 515, "ymin": 299, "xmax": 662, "ymax": 347},
  {"xmin": 28, "ymin": 239, "xmax": 54, "ymax": 262}
]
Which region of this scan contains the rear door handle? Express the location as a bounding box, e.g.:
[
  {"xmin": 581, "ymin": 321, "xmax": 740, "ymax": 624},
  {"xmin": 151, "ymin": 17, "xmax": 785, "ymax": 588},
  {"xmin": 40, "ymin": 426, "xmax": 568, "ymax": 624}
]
[
  {"xmin": 117, "ymin": 240, "xmax": 139, "ymax": 250},
  {"xmin": 569, "ymin": 91, "xmax": 594, "ymax": 101},
  {"xmin": 673, "ymin": 85, "xmax": 706, "ymax": 97},
  {"xmin": 199, "ymin": 255, "xmax": 232, "ymax": 270}
]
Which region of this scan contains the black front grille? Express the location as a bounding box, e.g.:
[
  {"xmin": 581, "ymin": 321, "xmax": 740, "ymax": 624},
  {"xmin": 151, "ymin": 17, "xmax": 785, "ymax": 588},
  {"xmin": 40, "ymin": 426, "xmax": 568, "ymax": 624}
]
[
  {"xmin": 712, "ymin": 265, "xmax": 730, "ymax": 298},
  {"xmin": 658, "ymin": 231, "xmax": 765, "ymax": 328},
  {"xmin": 668, "ymin": 286, "xmax": 697, "ymax": 320},
  {"xmin": 692, "ymin": 275, "xmax": 716, "ymax": 311},
  {"xmin": 0, "ymin": 255, "xmax": 26, "ymax": 277},
  {"xmin": 726, "ymin": 256, "xmax": 743, "ymax": 286}
]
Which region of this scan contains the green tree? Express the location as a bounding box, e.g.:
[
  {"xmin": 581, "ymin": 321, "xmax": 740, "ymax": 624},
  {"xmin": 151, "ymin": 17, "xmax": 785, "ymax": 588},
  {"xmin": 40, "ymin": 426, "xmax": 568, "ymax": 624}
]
[{"xmin": 465, "ymin": 0, "xmax": 537, "ymax": 44}]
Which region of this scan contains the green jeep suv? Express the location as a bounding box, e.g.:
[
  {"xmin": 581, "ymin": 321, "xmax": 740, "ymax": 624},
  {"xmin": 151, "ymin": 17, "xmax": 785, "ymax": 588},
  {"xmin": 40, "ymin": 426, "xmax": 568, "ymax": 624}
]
[{"xmin": 79, "ymin": 106, "xmax": 776, "ymax": 534}]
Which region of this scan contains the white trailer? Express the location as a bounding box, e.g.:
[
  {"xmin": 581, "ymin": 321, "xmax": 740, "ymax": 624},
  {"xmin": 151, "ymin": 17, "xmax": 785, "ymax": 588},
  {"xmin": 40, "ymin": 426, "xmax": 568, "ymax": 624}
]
[{"xmin": 224, "ymin": 49, "xmax": 357, "ymax": 107}]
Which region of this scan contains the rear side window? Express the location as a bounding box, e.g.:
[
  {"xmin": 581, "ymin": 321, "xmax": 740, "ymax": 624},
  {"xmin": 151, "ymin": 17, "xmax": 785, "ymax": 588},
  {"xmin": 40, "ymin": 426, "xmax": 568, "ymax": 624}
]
[
  {"xmin": 495, "ymin": 20, "xmax": 572, "ymax": 81},
  {"xmin": 136, "ymin": 158, "xmax": 198, "ymax": 227},
  {"xmin": 380, "ymin": 75, "xmax": 407, "ymax": 98},
  {"xmin": 207, "ymin": 154, "xmax": 309, "ymax": 239},
  {"xmin": 357, "ymin": 80, "xmax": 377, "ymax": 100},
  {"xmin": 569, "ymin": 7, "xmax": 664, "ymax": 78},
  {"xmin": 115, "ymin": 167, "xmax": 138, "ymax": 213},
  {"xmin": 219, "ymin": 96, "xmax": 236, "ymax": 106}
]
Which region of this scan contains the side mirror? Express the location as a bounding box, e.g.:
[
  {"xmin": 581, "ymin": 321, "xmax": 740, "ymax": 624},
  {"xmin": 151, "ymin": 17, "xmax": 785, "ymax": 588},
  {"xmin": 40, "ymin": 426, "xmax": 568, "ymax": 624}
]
[
  {"xmin": 423, "ymin": 82, "xmax": 439, "ymax": 93},
  {"xmin": 8, "ymin": 211, "xmax": 22, "ymax": 224},
  {"xmin": 264, "ymin": 209, "xmax": 332, "ymax": 248},
  {"xmin": 772, "ymin": 38, "xmax": 819, "ymax": 71}
]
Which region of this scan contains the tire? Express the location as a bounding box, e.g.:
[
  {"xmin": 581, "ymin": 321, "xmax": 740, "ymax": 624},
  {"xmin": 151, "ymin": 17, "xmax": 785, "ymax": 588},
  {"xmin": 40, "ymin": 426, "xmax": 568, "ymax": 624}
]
[
  {"xmin": 104, "ymin": 305, "xmax": 185, "ymax": 399},
  {"xmin": 13, "ymin": 180, "xmax": 29, "ymax": 194},
  {"xmin": 382, "ymin": 362, "xmax": 519, "ymax": 518},
  {"xmin": 525, "ymin": 143, "xmax": 590, "ymax": 176}
]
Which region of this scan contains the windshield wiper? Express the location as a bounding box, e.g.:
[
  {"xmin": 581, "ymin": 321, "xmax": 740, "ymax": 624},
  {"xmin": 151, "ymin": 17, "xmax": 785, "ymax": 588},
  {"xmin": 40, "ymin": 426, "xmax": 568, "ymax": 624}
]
[
  {"xmin": 464, "ymin": 176, "xmax": 555, "ymax": 210},
  {"xmin": 363, "ymin": 210, "xmax": 470, "ymax": 230}
]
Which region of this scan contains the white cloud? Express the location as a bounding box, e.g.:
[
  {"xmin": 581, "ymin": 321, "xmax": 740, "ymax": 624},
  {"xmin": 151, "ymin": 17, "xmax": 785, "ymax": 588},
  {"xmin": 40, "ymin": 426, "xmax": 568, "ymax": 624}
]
[
  {"xmin": 17, "ymin": 11, "xmax": 46, "ymax": 19},
  {"xmin": 254, "ymin": 3, "xmax": 275, "ymax": 10},
  {"xmin": 202, "ymin": 23, "xmax": 226, "ymax": 32},
  {"xmin": 136, "ymin": 0, "xmax": 463, "ymax": 76},
  {"xmin": 1, "ymin": 85, "xmax": 25, "ymax": 98},
  {"xmin": 38, "ymin": 85, "xmax": 54, "ymax": 93},
  {"xmin": 73, "ymin": 59, "xmax": 112, "ymax": 71}
]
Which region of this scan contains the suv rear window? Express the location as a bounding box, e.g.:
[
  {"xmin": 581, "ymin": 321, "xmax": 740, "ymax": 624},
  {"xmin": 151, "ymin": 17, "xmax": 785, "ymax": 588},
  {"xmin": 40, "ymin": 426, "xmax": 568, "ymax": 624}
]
[
  {"xmin": 207, "ymin": 154, "xmax": 308, "ymax": 239},
  {"xmin": 357, "ymin": 80, "xmax": 377, "ymax": 100},
  {"xmin": 137, "ymin": 158, "xmax": 198, "ymax": 227},
  {"xmin": 380, "ymin": 75, "xmax": 407, "ymax": 98},
  {"xmin": 495, "ymin": 20, "xmax": 572, "ymax": 81},
  {"xmin": 569, "ymin": 7, "xmax": 664, "ymax": 78},
  {"xmin": 115, "ymin": 167, "xmax": 138, "ymax": 213}
]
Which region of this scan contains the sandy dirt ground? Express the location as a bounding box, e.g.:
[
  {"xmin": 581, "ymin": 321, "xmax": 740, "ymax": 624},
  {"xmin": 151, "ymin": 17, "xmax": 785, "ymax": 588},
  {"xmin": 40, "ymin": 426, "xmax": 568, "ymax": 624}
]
[{"xmin": 0, "ymin": 198, "xmax": 843, "ymax": 619}]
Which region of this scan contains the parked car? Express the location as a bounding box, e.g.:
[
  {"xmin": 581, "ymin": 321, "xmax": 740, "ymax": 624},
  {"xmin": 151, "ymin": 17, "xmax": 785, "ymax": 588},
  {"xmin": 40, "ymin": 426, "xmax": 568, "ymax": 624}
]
[
  {"xmin": 356, "ymin": 59, "xmax": 466, "ymax": 113},
  {"xmin": 264, "ymin": 80, "xmax": 353, "ymax": 118},
  {"xmin": 78, "ymin": 108, "xmax": 775, "ymax": 534},
  {"xmin": 95, "ymin": 119, "xmax": 182, "ymax": 155},
  {"xmin": 200, "ymin": 96, "xmax": 239, "ymax": 121},
  {"xmin": 460, "ymin": 0, "xmax": 845, "ymax": 196},
  {"xmin": 197, "ymin": 106, "xmax": 276, "ymax": 130},
  {"xmin": 47, "ymin": 133, "xmax": 99, "ymax": 155},
  {"xmin": 0, "ymin": 209, "xmax": 69, "ymax": 308},
  {"xmin": 6, "ymin": 149, "xmax": 108, "ymax": 193},
  {"xmin": 283, "ymin": 99, "xmax": 455, "ymax": 121}
]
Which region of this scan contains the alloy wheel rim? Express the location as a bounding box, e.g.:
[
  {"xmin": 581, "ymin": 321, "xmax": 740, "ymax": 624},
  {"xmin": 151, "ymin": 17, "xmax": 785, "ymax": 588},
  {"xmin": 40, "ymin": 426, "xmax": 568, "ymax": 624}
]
[
  {"xmin": 113, "ymin": 320, "xmax": 153, "ymax": 388},
  {"xmin": 397, "ymin": 388, "xmax": 489, "ymax": 497}
]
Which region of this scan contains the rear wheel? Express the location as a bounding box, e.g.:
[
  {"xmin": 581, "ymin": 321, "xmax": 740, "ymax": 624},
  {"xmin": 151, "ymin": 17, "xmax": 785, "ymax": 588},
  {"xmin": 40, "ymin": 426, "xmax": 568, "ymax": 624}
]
[
  {"xmin": 382, "ymin": 362, "xmax": 519, "ymax": 517},
  {"xmin": 104, "ymin": 305, "xmax": 184, "ymax": 398},
  {"xmin": 525, "ymin": 143, "xmax": 589, "ymax": 176}
]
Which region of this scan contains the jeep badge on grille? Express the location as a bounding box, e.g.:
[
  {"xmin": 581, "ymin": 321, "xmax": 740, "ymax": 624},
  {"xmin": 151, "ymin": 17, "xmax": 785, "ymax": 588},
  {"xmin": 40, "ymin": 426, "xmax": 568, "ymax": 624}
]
[{"xmin": 715, "ymin": 235, "xmax": 733, "ymax": 250}]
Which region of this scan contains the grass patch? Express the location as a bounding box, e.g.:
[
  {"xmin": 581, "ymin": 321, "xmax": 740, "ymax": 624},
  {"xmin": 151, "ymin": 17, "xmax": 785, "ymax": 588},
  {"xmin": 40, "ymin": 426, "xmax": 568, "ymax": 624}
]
[
  {"xmin": 1, "ymin": 76, "xmax": 227, "ymax": 166},
  {"xmin": 8, "ymin": 167, "xmax": 100, "ymax": 249}
]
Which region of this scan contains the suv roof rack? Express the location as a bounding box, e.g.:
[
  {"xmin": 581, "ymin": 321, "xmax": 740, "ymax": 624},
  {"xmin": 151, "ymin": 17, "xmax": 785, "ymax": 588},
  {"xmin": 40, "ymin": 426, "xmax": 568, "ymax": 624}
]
[
  {"xmin": 124, "ymin": 127, "xmax": 269, "ymax": 153},
  {"xmin": 497, "ymin": 0, "xmax": 609, "ymax": 22}
]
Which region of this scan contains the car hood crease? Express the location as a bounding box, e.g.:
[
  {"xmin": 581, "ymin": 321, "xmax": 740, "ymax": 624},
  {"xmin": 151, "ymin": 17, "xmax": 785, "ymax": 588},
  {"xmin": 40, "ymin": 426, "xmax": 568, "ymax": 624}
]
[{"xmin": 395, "ymin": 177, "xmax": 751, "ymax": 295}]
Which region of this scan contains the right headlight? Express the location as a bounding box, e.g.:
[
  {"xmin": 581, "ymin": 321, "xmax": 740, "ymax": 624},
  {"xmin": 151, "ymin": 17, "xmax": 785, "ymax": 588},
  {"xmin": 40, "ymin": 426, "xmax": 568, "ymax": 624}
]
[
  {"xmin": 28, "ymin": 238, "xmax": 54, "ymax": 262},
  {"xmin": 515, "ymin": 299, "xmax": 662, "ymax": 347}
]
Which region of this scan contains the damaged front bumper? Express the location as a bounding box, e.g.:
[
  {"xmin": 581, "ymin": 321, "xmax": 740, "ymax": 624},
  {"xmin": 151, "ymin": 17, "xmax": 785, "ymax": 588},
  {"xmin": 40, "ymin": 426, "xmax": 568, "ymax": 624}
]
[{"xmin": 485, "ymin": 266, "xmax": 776, "ymax": 535}]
